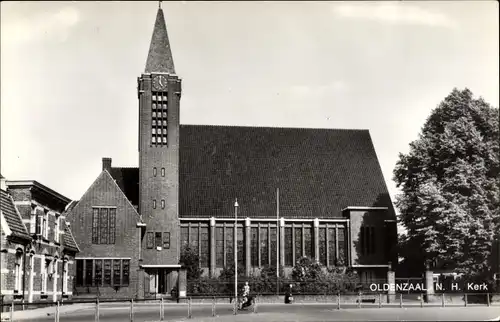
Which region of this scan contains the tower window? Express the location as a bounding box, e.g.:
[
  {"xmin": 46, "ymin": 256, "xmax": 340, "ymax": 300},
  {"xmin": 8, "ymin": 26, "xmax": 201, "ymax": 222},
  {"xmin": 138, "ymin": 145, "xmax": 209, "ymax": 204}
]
[
  {"xmin": 161, "ymin": 200, "xmax": 165, "ymax": 209},
  {"xmin": 162, "ymin": 95, "xmax": 167, "ymax": 101},
  {"xmin": 162, "ymin": 104, "xmax": 167, "ymax": 110},
  {"xmin": 153, "ymin": 167, "xmax": 157, "ymax": 176},
  {"xmin": 152, "ymin": 95, "xmax": 157, "ymax": 101},
  {"xmin": 152, "ymin": 128, "xmax": 156, "ymax": 135},
  {"xmin": 152, "ymin": 120, "xmax": 156, "ymax": 126},
  {"xmin": 161, "ymin": 168, "xmax": 165, "ymax": 177},
  {"xmin": 162, "ymin": 120, "xmax": 167, "ymax": 126},
  {"xmin": 152, "ymin": 136, "xmax": 156, "ymax": 144},
  {"xmin": 162, "ymin": 137, "xmax": 167, "ymax": 144},
  {"xmin": 152, "ymin": 103, "xmax": 156, "ymax": 110},
  {"xmin": 152, "ymin": 112, "xmax": 156, "ymax": 118},
  {"xmin": 163, "ymin": 128, "xmax": 167, "ymax": 135},
  {"xmin": 153, "ymin": 200, "xmax": 156, "ymax": 209},
  {"xmin": 162, "ymin": 112, "xmax": 167, "ymax": 118}
]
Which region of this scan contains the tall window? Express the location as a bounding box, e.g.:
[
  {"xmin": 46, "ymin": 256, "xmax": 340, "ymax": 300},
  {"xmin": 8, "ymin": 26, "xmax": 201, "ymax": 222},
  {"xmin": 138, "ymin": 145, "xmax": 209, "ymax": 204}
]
[
  {"xmin": 153, "ymin": 200, "xmax": 156, "ymax": 209},
  {"xmin": 180, "ymin": 227, "xmax": 189, "ymax": 252},
  {"xmin": 294, "ymin": 227, "xmax": 302, "ymax": 261},
  {"xmin": 75, "ymin": 258, "xmax": 130, "ymax": 287},
  {"xmin": 260, "ymin": 227, "xmax": 268, "ymax": 266},
  {"xmin": 200, "ymin": 227, "xmax": 209, "ymax": 267},
  {"xmin": 151, "ymin": 91, "xmax": 168, "ymax": 147},
  {"xmin": 285, "ymin": 227, "xmax": 293, "ymax": 266},
  {"xmin": 95, "ymin": 259, "xmax": 102, "ymax": 286},
  {"xmin": 54, "ymin": 217, "xmax": 60, "ymax": 243},
  {"xmin": 153, "ymin": 167, "xmax": 157, "ymax": 176},
  {"xmin": 216, "ymin": 227, "xmax": 224, "ymax": 267},
  {"xmin": 338, "ymin": 228, "xmax": 346, "ymax": 265},
  {"xmin": 92, "ymin": 207, "xmax": 116, "ymax": 244},
  {"xmin": 319, "ymin": 228, "xmax": 326, "ymax": 266},
  {"xmin": 146, "ymin": 232, "xmax": 154, "ymax": 249},
  {"xmin": 104, "ymin": 259, "xmax": 112, "ymax": 286},
  {"xmin": 251, "ymin": 227, "xmax": 258, "ymax": 267},
  {"xmin": 190, "ymin": 227, "xmax": 199, "ymax": 254},
  {"xmin": 76, "ymin": 259, "xmax": 83, "ymax": 286},
  {"xmin": 113, "ymin": 260, "xmax": 121, "ymax": 285},
  {"xmin": 328, "ymin": 228, "xmax": 336, "ymax": 266},
  {"xmin": 161, "ymin": 168, "xmax": 165, "ymax": 177},
  {"xmin": 155, "ymin": 232, "xmax": 162, "ymax": 248},
  {"xmin": 237, "ymin": 227, "xmax": 244, "ymax": 267},
  {"xmin": 122, "ymin": 260, "xmax": 130, "ymax": 285},
  {"xmin": 85, "ymin": 259, "xmax": 93, "ymax": 286},
  {"xmin": 161, "ymin": 200, "xmax": 165, "ymax": 209},
  {"xmin": 14, "ymin": 252, "xmax": 22, "ymax": 292},
  {"xmin": 225, "ymin": 227, "xmax": 234, "ymax": 266},
  {"xmin": 163, "ymin": 232, "xmax": 170, "ymax": 249},
  {"xmin": 304, "ymin": 226, "xmax": 313, "ymax": 259},
  {"xmin": 270, "ymin": 227, "xmax": 277, "ymax": 267},
  {"xmin": 41, "ymin": 258, "xmax": 48, "ymax": 293}
]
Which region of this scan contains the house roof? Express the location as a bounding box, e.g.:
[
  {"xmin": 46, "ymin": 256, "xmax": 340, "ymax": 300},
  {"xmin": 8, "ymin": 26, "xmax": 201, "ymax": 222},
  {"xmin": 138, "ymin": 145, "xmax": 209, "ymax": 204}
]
[
  {"xmin": 0, "ymin": 189, "xmax": 31, "ymax": 240},
  {"xmin": 61, "ymin": 218, "xmax": 79, "ymax": 252},
  {"xmin": 108, "ymin": 168, "xmax": 139, "ymax": 207},
  {"xmin": 108, "ymin": 125, "xmax": 395, "ymax": 219}
]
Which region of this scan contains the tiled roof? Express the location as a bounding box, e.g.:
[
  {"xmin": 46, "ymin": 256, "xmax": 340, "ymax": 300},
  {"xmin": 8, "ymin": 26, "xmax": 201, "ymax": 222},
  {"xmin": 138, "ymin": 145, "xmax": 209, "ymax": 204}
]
[
  {"xmin": 110, "ymin": 125, "xmax": 395, "ymax": 219},
  {"xmin": 0, "ymin": 189, "xmax": 30, "ymax": 240},
  {"xmin": 61, "ymin": 218, "xmax": 79, "ymax": 252},
  {"xmin": 179, "ymin": 125, "xmax": 395, "ymax": 219},
  {"xmin": 108, "ymin": 168, "xmax": 139, "ymax": 207},
  {"xmin": 145, "ymin": 8, "xmax": 175, "ymax": 74}
]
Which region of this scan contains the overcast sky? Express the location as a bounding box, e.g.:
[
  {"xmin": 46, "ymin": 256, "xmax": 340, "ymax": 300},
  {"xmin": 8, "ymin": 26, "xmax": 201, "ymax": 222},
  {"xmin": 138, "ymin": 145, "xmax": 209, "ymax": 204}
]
[{"xmin": 1, "ymin": 1, "xmax": 498, "ymax": 208}]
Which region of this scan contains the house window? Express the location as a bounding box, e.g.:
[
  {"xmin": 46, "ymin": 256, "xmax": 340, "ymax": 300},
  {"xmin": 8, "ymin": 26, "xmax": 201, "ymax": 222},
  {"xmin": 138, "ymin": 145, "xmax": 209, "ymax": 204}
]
[
  {"xmin": 319, "ymin": 227, "xmax": 327, "ymax": 266},
  {"xmin": 251, "ymin": 227, "xmax": 258, "ymax": 267},
  {"xmin": 92, "ymin": 208, "xmax": 99, "ymax": 244},
  {"xmin": 260, "ymin": 227, "xmax": 268, "ymax": 266},
  {"xmin": 14, "ymin": 252, "xmax": 22, "ymax": 292},
  {"xmin": 284, "ymin": 227, "xmax": 293, "ymax": 266},
  {"xmin": 190, "ymin": 227, "xmax": 199, "ymax": 255},
  {"xmin": 153, "ymin": 167, "xmax": 157, "ymax": 176},
  {"xmin": 328, "ymin": 228, "xmax": 336, "ymax": 266},
  {"xmin": 113, "ymin": 260, "xmax": 121, "ymax": 285},
  {"xmin": 161, "ymin": 200, "xmax": 165, "ymax": 209},
  {"xmin": 225, "ymin": 226, "xmax": 234, "ymax": 266},
  {"xmin": 36, "ymin": 213, "xmax": 42, "ymax": 235},
  {"xmin": 55, "ymin": 217, "xmax": 60, "ymax": 243},
  {"xmin": 163, "ymin": 232, "xmax": 170, "ymax": 249},
  {"xmin": 146, "ymin": 232, "xmax": 154, "ymax": 249},
  {"xmin": 41, "ymin": 258, "xmax": 48, "ymax": 293},
  {"xmin": 42, "ymin": 211, "xmax": 48, "ymax": 239},
  {"xmin": 62, "ymin": 261, "xmax": 68, "ymax": 293},
  {"xmin": 104, "ymin": 259, "xmax": 112, "ymax": 286},
  {"xmin": 155, "ymin": 232, "xmax": 162, "ymax": 248},
  {"xmin": 294, "ymin": 227, "xmax": 302, "ymax": 261},
  {"xmin": 200, "ymin": 227, "xmax": 209, "ymax": 267},
  {"xmin": 215, "ymin": 227, "xmax": 224, "ymax": 268},
  {"xmin": 122, "ymin": 260, "xmax": 130, "ymax": 286},
  {"xmin": 161, "ymin": 168, "xmax": 165, "ymax": 177}
]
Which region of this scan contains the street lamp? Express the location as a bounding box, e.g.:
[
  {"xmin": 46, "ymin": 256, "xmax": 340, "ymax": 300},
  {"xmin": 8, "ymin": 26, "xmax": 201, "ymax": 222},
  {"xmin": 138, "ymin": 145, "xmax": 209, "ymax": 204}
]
[{"xmin": 234, "ymin": 198, "xmax": 239, "ymax": 312}]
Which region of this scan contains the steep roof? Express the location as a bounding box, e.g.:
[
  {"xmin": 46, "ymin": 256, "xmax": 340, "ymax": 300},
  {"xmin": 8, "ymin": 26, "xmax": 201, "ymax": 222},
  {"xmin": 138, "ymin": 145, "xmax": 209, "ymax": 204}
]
[
  {"xmin": 179, "ymin": 125, "xmax": 395, "ymax": 219},
  {"xmin": 0, "ymin": 189, "xmax": 30, "ymax": 240},
  {"xmin": 109, "ymin": 125, "xmax": 395, "ymax": 219},
  {"xmin": 108, "ymin": 168, "xmax": 139, "ymax": 207},
  {"xmin": 61, "ymin": 218, "xmax": 79, "ymax": 252},
  {"xmin": 145, "ymin": 8, "xmax": 176, "ymax": 74}
]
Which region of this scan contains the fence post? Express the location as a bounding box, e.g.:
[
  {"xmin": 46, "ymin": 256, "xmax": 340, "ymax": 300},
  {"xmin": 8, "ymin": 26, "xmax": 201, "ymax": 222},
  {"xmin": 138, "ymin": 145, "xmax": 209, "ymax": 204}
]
[
  {"xmin": 55, "ymin": 301, "xmax": 60, "ymax": 322},
  {"xmin": 378, "ymin": 293, "xmax": 382, "ymax": 308},
  {"xmin": 441, "ymin": 293, "xmax": 445, "ymax": 307},
  {"xmin": 253, "ymin": 295, "xmax": 257, "ymax": 314},
  {"xmin": 212, "ymin": 296, "xmax": 216, "ymax": 317},
  {"xmin": 188, "ymin": 297, "xmax": 192, "ymax": 319},
  {"xmin": 399, "ymin": 293, "xmax": 403, "ymax": 308},
  {"xmin": 160, "ymin": 297, "xmax": 164, "ymax": 321},
  {"xmin": 337, "ymin": 292, "xmax": 340, "ymax": 310},
  {"xmin": 486, "ymin": 293, "xmax": 490, "ymax": 307},
  {"xmin": 357, "ymin": 292, "xmax": 361, "ymax": 308},
  {"xmin": 464, "ymin": 293, "xmax": 467, "ymax": 307},
  {"xmin": 129, "ymin": 299, "xmax": 134, "ymax": 322},
  {"xmin": 420, "ymin": 294, "xmax": 424, "ymax": 308},
  {"xmin": 95, "ymin": 298, "xmax": 100, "ymax": 322},
  {"xmin": 10, "ymin": 302, "xmax": 14, "ymax": 322}
]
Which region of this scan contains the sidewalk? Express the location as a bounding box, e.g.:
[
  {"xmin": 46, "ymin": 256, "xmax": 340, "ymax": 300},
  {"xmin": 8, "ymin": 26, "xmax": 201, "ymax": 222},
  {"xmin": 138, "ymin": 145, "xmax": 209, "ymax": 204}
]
[{"xmin": 0, "ymin": 303, "xmax": 94, "ymax": 321}]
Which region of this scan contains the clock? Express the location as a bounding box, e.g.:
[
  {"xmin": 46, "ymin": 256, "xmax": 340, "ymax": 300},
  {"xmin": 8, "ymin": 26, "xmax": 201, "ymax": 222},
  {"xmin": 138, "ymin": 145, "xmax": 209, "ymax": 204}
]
[{"xmin": 152, "ymin": 75, "xmax": 168, "ymax": 91}]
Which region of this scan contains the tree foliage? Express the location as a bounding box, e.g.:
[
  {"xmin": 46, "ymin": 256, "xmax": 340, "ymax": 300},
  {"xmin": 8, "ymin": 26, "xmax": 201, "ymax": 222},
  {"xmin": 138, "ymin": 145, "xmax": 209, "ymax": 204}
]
[
  {"xmin": 180, "ymin": 245, "xmax": 204, "ymax": 281},
  {"xmin": 394, "ymin": 88, "xmax": 499, "ymax": 278}
]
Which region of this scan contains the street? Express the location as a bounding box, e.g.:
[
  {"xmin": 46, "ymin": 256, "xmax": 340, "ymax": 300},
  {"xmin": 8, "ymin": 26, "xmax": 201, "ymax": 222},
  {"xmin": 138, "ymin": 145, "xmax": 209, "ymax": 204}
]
[{"xmin": 12, "ymin": 302, "xmax": 500, "ymax": 322}]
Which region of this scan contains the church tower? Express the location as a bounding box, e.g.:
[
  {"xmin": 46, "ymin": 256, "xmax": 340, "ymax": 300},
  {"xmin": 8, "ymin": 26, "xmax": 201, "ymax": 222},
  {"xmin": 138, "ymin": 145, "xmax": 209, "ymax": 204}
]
[{"xmin": 138, "ymin": 5, "xmax": 181, "ymax": 275}]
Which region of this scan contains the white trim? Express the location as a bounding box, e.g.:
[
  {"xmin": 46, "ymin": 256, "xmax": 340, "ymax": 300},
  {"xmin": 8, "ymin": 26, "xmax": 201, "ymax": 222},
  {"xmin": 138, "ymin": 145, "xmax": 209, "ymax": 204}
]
[
  {"xmin": 180, "ymin": 218, "xmax": 350, "ymax": 222},
  {"xmin": 136, "ymin": 223, "xmax": 147, "ymax": 227},
  {"xmin": 140, "ymin": 264, "xmax": 181, "ymax": 268},
  {"xmin": 342, "ymin": 207, "xmax": 388, "ymax": 211},
  {"xmin": 13, "ymin": 200, "xmax": 31, "ymax": 206},
  {"xmin": 1, "ymin": 268, "xmax": 10, "ymax": 273},
  {"xmin": 0, "ymin": 290, "xmax": 13, "ymax": 294},
  {"xmin": 352, "ymin": 264, "xmax": 391, "ymax": 268}
]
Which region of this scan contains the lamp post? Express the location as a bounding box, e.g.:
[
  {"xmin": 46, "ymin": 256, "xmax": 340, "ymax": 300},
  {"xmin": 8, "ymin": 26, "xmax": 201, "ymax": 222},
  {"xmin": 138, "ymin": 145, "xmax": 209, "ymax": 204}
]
[{"xmin": 234, "ymin": 198, "xmax": 239, "ymax": 310}]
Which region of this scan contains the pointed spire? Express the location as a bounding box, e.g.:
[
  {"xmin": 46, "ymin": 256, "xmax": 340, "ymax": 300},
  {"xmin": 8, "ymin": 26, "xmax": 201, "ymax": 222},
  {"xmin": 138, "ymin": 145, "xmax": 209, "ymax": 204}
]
[{"xmin": 145, "ymin": 7, "xmax": 176, "ymax": 74}]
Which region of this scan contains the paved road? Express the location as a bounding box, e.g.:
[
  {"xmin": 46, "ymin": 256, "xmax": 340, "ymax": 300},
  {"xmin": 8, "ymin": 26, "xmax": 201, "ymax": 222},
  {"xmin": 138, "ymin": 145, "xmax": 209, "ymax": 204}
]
[{"xmin": 13, "ymin": 303, "xmax": 500, "ymax": 322}]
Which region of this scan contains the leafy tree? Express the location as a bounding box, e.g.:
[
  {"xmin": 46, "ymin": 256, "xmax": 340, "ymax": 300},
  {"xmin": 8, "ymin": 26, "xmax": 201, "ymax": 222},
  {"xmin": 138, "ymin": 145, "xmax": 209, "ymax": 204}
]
[
  {"xmin": 394, "ymin": 88, "xmax": 499, "ymax": 278},
  {"xmin": 180, "ymin": 245, "xmax": 203, "ymax": 281}
]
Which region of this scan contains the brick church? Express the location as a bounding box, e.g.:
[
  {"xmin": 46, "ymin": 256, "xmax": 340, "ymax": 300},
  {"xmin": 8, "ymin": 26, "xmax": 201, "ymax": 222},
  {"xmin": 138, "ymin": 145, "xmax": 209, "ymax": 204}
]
[{"xmin": 66, "ymin": 6, "xmax": 398, "ymax": 299}]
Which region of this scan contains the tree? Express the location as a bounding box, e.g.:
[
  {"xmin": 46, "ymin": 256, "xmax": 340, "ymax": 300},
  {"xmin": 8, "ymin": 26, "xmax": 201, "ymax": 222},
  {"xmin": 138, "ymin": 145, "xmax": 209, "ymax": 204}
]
[
  {"xmin": 394, "ymin": 88, "xmax": 499, "ymax": 278},
  {"xmin": 180, "ymin": 245, "xmax": 203, "ymax": 281}
]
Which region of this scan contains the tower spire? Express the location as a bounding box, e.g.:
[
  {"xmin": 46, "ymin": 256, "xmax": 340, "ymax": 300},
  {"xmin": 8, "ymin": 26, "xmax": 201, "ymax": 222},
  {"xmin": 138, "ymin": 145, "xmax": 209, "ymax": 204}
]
[{"xmin": 145, "ymin": 6, "xmax": 175, "ymax": 74}]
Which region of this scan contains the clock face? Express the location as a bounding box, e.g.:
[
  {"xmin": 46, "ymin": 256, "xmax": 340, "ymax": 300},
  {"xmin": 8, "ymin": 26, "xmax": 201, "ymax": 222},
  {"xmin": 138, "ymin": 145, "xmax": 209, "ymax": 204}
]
[{"xmin": 152, "ymin": 75, "xmax": 168, "ymax": 91}]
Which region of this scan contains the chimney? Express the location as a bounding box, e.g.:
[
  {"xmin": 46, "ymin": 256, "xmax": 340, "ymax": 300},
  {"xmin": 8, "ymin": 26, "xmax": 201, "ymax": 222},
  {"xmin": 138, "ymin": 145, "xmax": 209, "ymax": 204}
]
[
  {"xmin": 102, "ymin": 158, "xmax": 112, "ymax": 172},
  {"xmin": 0, "ymin": 174, "xmax": 6, "ymax": 191}
]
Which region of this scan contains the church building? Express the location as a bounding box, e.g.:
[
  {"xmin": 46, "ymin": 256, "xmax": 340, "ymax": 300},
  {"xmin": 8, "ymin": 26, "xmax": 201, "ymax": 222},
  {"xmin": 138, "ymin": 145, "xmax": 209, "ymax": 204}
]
[{"xmin": 66, "ymin": 6, "xmax": 398, "ymax": 299}]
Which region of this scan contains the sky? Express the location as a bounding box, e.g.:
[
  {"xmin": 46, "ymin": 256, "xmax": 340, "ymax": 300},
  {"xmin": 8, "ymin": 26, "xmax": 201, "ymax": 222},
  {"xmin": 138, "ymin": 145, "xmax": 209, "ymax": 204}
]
[{"xmin": 1, "ymin": 1, "xmax": 499, "ymax": 212}]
